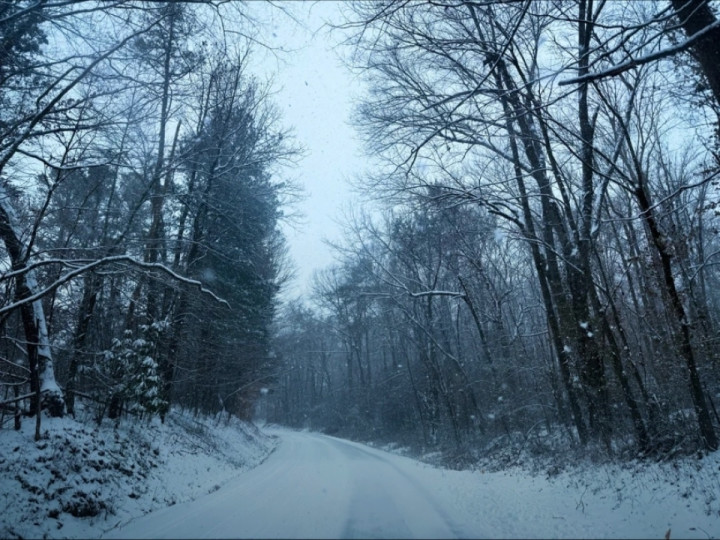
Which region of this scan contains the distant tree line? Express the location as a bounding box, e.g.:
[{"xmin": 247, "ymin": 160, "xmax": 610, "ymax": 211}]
[
  {"xmin": 267, "ymin": 0, "xmax": 720, "ymax": 460},
  {"xmin": 0, "ymin": 1, "xmax": 297, "ymax": 439}
]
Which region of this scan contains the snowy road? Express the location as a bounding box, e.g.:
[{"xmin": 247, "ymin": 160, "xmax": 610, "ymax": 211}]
[
  {"xmin": 102, "ymin": 428, "xmax": 720, "ymax": 539},
  {"xmin": 104, "ymin": 430, "xmax": 476, "ymax": 539}
]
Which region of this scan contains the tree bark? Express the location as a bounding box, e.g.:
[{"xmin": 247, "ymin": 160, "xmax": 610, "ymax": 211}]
[
  {"xmin": 635, "ymin": 181, "xmax": 718, "ymax": 451},
  {"xmin": 671, "ymin": 0, "xmax": 720, "ymax": 107},
  {"xmin": 0, "ymin": 188, "xmax": 64, "ymax": 438}
]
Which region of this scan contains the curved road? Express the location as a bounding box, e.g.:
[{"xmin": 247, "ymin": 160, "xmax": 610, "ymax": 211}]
[{"xmin": 104, "ymin": 430, "xmax": 476, "ymax": 539}]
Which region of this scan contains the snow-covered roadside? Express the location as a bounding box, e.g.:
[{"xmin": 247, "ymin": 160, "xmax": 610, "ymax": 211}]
[
  {"xmin": 358, "ymin": 435, "xmax": 720, "ymax": 539},
  {"xmin": 100, "ymin": 427, "xmax": 720, "ymax": 540},
  {"xmin": 416, "ymin": 455, "xmax": 720, "ymax": 538},
  {"xmin": 4, "ymin": 416, "xmax": 719, "ymax": 540},
  {"xmin": 0, "ymin": 410, "xmax": 277, "ymax": 539}
]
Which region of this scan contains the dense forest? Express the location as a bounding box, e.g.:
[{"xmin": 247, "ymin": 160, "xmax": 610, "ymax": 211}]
[
  {"xmin": 2, "ymin": 0, "xmax": 720, "ymax": 468},
  {"xmin": 267, "ymin": 0, "xmax": 720, "ymax": 462},
  {"xmin": 0, "ymin": 1, "xmax": 297, "ymax": 439}
]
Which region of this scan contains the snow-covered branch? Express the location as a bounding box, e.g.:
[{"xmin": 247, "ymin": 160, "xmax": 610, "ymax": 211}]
[
  {"xmin": 559, "ymin": 19, "xmax": 720, "ymax": 86},
  {"xmin": 408, "ymin": 290, "xmax": 466, "ymax": 299},
  {"xmin": 0, "ymin": 255, "xmax": 230, "ymax": 315},
  {"xmin": 0, "ymin": 391, "xmax": 40, "ymax": 408}
]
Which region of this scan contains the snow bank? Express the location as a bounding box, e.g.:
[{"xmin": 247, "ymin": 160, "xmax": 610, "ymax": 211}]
[{"xmin": 0, "ymin": 409, "xmax": 277, "ymax": 539}]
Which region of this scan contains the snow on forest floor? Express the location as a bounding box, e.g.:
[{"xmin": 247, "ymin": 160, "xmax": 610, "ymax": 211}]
[{"xmin": 0, "ymin": 409, "xmax": 277, "ymax": 539}]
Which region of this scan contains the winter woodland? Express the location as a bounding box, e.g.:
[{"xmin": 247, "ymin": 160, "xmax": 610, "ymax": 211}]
[{"xmin": 2, "ymin": 0, "xmax": 720, "ymax": 536}]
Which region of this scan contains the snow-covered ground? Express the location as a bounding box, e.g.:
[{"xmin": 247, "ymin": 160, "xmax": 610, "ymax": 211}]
[
  {"xmin": 2, "ymin": 417, "xmax": 719, "ymax": 539},
  {"xmin": 107, "ymin": 428, "xmax": 720, "ymax": 539},
  {"xmin": 0, "ymin": 410, "xmax": 277, "ymax": 539}
]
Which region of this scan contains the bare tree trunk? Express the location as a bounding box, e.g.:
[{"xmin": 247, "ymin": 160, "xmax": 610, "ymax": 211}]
[
  {"xmin": 0, "ymin": 189, "xmax": 64, "ymax": 438},
  {"xmin": 488, "ymin": 60, "xmax": 588, "ymax": 444},
  {"xmin": 66, "ymin": 272, "xmax": 100, "ymax": 417},
  {"xmin": 635, "ymin": 181, "xmax": 718, "ymax": 451}
]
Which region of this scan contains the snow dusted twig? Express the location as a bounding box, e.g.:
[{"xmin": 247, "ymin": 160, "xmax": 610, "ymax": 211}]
[
  {"xmin": 0, "ymin": 391, "xmax": 41, "ymax": 408},
  {"xmin": 408, "ymin": 290, "xmax": 466, "ymax": 299},
  {"xmin": 559, "ymin": 19, "xmax": 720, "ymax": 86},
  {"xmin": 0, "ymin": 255, "xmax": 230, "ymax": 315}
]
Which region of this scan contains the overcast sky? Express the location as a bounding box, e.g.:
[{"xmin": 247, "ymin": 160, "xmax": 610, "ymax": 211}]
[{"xmin": 248, "ymin": 2, "xmax": 366, "ymax": 300}]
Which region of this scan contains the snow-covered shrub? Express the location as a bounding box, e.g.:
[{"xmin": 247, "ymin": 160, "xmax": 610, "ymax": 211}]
[{"xmin": 96, "ymin": 320, "xmax": 169, "ymax": 420}]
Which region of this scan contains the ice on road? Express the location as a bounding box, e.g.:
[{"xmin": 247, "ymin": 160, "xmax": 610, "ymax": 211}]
[{"xmin": 104, "ymin": 430, "xmax": 474, "ymax": 539}]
